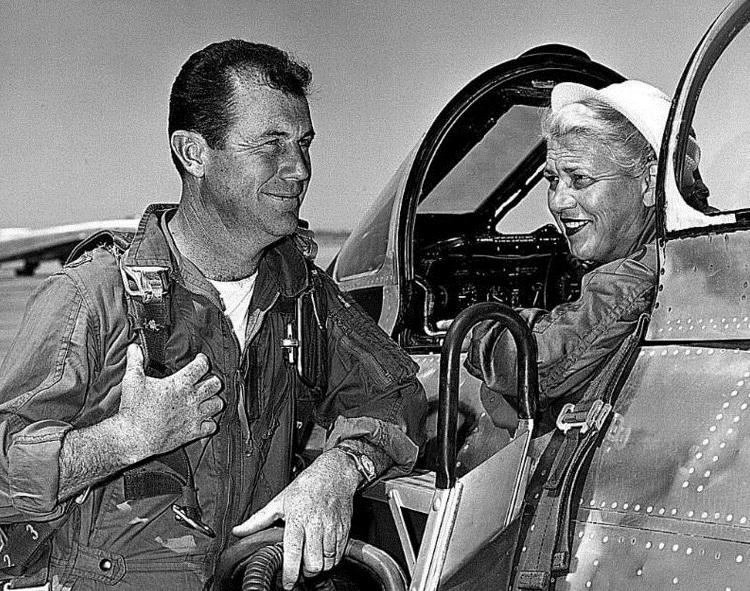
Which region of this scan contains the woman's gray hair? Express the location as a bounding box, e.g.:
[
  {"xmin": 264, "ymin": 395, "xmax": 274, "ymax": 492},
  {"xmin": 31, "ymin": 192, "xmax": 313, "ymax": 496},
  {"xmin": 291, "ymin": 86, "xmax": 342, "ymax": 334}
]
[{"xmin": 541, "ymin": 97, "xmax": 656, "ymax": 177}]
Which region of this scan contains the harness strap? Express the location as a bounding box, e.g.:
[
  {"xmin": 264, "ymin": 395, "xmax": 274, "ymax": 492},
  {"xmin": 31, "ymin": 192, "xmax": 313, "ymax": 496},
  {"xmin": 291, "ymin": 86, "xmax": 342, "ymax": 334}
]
[
  {"xmin": 512, "ymin": 316, "xmax": 648, "ymax": 590},
  {"xmin": 119, "ymin": 259, "xmax": 214, "ymax": 538},
  {"xmin": 119, "ymin": 263, "xmax": 171, "ymax": 377},
  {"xmin": 543, "ymin": 430, "xmax": 579, "ymax": 491},
  {"xmin": 133, "ymin": 299, "xmax": 170, "ymax": 377}
]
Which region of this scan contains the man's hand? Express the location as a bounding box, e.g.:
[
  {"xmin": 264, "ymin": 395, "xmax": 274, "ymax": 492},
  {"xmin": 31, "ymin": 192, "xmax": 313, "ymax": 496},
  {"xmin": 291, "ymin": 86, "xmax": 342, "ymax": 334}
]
[
  {"xmin": 117, "ymin": 343, "xmax": 224, "ymax": 460},
  {"xmin": 59, "ymin": 344, "xmax": 224, "ymax": 500},
  {"xmin": 232, "ymin": 448, "xmax": 361, "ymax": 590}
]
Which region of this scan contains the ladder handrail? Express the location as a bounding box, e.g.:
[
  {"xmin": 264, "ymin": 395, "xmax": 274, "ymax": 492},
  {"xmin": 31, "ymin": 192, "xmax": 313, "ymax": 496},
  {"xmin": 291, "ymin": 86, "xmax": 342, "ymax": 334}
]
[{"xmin": 436, "ymin": 302, "xmax": 539, "ymax": 489}]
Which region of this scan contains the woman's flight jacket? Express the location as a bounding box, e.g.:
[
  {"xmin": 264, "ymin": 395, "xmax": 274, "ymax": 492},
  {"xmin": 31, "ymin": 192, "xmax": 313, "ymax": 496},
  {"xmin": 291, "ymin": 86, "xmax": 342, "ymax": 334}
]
[{"xmin": 465, "ymin": 243, "xmax": 657, "ymax": 429}]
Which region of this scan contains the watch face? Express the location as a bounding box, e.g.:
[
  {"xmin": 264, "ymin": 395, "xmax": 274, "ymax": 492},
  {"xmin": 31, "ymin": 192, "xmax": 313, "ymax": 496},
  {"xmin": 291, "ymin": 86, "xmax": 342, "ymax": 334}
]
[{"xmin": 338, "ymin": 444, "xmax": 378, "ymax": 483}]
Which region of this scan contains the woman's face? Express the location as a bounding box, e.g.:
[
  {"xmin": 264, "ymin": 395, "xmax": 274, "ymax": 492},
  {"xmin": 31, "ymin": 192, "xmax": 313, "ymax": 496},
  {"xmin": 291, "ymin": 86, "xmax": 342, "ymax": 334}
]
[{"xmin": 544, "ymin": 135, "xmax": 652, "ymax": 264}]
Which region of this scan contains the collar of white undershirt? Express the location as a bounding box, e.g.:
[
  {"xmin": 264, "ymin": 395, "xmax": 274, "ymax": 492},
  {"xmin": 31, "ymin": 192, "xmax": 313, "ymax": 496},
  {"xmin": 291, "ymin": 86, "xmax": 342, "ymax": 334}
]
[{"xmin": 208, "ymin": 273, "xmax": 258, "ymax": 350}]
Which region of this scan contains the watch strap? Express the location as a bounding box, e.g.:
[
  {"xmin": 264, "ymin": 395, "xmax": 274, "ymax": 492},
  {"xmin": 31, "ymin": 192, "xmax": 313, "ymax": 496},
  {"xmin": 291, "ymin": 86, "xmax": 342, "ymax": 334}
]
[{"xmin": 335, "ymin": 440, "xmax": 378, "ymax": 486}]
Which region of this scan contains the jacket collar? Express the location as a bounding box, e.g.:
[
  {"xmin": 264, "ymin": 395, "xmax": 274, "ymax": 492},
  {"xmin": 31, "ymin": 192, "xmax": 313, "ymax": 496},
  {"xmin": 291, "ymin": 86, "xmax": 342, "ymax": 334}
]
[
  {"xmin": 124, "ymin": 203, "xmax": 177, "ymax": 270},
  {"xmin": 253, "ymin": 237, "xmax": 310, "ymax": 309},
  {"xmin": 123, "ymin": 203, "xmax": 311, "ymax": 309}
]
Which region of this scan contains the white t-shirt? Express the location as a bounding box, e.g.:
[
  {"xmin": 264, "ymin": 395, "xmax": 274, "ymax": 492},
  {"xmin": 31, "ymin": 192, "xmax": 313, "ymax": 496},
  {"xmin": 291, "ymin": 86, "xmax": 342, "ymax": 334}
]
[{"xmin": 208, "ymin": 273, "xmax": 258, "ymax": 351}]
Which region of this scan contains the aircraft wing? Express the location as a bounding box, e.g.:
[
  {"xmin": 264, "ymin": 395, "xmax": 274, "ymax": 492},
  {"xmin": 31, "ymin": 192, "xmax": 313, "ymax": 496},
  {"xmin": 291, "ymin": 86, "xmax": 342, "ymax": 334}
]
[{"xmin": 0, "ymin": 219, "xmax": 139, "ymax": 275}]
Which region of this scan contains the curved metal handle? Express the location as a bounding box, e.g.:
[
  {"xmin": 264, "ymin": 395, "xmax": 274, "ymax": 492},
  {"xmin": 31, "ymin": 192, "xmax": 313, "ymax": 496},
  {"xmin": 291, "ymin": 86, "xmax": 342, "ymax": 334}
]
[{"xmin": 436, "ymin": 302, "xmax": 539, "ymax": 490}]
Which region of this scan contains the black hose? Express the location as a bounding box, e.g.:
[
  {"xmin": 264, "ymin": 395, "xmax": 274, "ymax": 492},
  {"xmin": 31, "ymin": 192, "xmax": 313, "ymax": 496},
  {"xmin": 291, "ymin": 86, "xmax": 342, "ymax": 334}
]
[
  {"xmin": 241, "ymin": 542, "xmax": 283, "ymax": 591},
  {"xmin": 215, "ymin": 536, "xmax": 406, "ymax": 591},
  {"xmin": 239, "ymin": 543, "xmax": 338, "ymax": 591}
]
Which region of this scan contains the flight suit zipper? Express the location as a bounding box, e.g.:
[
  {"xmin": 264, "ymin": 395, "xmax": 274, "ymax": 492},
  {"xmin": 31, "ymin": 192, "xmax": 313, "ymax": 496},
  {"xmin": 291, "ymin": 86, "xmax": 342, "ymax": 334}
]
[
  {"xmin": 217, "ymin": 293, "xmax": 279, "ymax": 554},
  {"xmin": 215, "ymin": 312, "xmax": 245, "ymax": 564}
]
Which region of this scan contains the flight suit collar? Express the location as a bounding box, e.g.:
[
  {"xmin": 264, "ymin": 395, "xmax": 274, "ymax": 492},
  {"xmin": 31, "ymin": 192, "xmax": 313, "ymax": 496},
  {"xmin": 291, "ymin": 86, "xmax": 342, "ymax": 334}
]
[{"xmin": 124, "ymin": 203, "xmax": 312, "ymax": 311}]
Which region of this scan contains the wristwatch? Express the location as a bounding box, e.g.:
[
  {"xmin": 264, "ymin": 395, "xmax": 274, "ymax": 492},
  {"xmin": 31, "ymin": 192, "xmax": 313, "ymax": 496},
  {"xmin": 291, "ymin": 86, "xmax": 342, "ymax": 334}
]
[{"xmin": 336, "ymin": 440, "xmax": 378, "ymax": 486}]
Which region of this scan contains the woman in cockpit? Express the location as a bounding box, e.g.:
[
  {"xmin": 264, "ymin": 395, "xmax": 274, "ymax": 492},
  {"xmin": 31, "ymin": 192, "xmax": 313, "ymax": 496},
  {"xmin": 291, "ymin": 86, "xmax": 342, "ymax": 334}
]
[{"xmin": 465, "ymin": 79, "xmax": 705, "ymax": 428}]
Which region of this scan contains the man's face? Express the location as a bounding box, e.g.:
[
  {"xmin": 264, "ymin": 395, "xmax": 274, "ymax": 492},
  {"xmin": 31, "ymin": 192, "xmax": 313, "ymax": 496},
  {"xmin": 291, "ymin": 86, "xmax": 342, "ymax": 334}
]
[
  {"xmin": 201, "ymin": 81, "xmax": 314, "ymax": 244},
  {"xmin": 544, "ymin": 135, "xmax": 650, "ymax": 264}
]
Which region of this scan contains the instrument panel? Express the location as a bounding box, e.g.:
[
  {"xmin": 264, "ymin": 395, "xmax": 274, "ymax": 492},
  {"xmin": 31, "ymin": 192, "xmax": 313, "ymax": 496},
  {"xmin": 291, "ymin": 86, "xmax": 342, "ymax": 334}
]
[{"xmin": 405, "ymin": 225, "xmax": 585, "ymax": 348}]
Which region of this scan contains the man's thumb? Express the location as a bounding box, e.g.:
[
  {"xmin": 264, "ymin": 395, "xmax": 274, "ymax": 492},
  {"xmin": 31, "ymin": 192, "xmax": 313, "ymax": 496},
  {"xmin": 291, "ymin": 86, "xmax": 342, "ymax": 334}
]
[{"xmin": 124, "ymin": 343, "xmax": 146, "ymax": 385}]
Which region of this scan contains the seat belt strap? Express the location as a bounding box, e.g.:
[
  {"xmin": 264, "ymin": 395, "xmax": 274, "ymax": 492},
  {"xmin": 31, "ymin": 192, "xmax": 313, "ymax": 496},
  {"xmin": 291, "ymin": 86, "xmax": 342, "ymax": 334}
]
[{"xmin": 513, "ymin": 316, "xmax": 648, "ymax": 590}]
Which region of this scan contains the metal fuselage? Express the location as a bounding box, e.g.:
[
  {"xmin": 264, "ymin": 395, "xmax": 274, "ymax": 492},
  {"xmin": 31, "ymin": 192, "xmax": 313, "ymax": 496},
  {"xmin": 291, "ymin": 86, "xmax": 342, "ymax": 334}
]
[{"xmin": 336, "ymin": 0, "xmax": 750, "ymax": 588}]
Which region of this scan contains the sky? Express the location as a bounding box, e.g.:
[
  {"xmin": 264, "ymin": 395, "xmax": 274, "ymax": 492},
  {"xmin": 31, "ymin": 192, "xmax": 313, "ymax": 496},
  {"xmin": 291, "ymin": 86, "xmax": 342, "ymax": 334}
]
[{"xmin": 1, "ymin": 0, "xmax": 731, "ymax": 232}]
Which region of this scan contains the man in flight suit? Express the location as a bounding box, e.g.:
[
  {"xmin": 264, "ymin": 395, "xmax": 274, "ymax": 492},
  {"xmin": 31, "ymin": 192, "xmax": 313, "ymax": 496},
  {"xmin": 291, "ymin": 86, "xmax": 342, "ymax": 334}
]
[{"xmin": 0, "ymin": 40, "xmax": 426, "ymax": 590}]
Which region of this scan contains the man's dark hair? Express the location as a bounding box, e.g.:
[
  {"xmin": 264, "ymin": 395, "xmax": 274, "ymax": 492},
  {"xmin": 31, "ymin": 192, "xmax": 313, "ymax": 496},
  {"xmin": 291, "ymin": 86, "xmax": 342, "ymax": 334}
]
[{"xmin": 168, "ymin": 40, "xmax": 312, "ymax": 174}]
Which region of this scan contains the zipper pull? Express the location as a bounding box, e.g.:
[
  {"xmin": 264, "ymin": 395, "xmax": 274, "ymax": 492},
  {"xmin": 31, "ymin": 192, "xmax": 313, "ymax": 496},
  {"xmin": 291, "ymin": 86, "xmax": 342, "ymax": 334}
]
[
  {"xmin": 280, "ymin": 322, "xmax": 299, "ymax": 365},
  {"xmin": 172, "ymin": 504, "xmax": 215, "ymax": 538},
  {"xmin": 236, "ymin": 369, "xmax": 251, "ymax": 448}
]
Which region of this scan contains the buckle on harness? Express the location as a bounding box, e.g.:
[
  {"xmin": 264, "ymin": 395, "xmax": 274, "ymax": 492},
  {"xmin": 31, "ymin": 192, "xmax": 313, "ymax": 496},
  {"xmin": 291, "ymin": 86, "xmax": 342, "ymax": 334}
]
[
  {"xmin": 556, "ymin": 400, "xmax": 612, "ymax": 435},
  {"xmin": 119, "ymin": 264, "xmax": 169, "ymax": 303}
]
